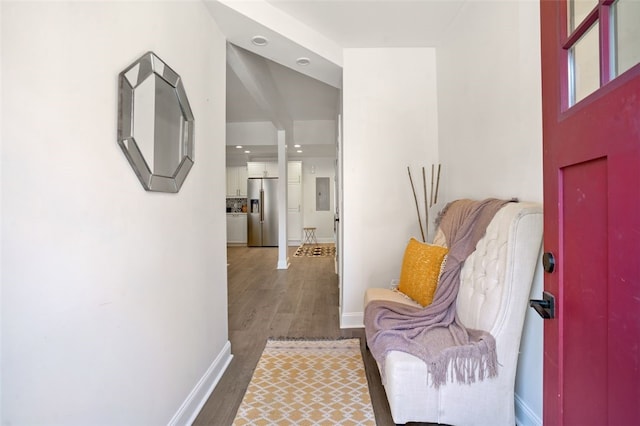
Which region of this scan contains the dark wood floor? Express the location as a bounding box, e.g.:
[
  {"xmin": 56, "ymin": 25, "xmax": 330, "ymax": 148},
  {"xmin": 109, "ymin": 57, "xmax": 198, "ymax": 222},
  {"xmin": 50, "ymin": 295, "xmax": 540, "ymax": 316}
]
[{"xmin": 193, "ymin": 246, "xmax": 432, "ymax": 426}]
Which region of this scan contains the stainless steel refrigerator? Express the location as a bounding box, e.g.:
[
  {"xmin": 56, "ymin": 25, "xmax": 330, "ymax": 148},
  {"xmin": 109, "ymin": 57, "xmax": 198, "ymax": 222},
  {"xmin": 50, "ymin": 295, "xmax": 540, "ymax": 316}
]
[{"xmin": 247, "ymin": 177, "xmax": 279, "ymax": 247}]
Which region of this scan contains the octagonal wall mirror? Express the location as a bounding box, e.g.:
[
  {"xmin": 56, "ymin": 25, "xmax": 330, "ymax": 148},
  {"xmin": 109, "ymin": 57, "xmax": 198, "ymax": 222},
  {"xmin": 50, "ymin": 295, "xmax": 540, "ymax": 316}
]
[{"xmin": 118, "ymin": 51, "xmax": 194, "ymax": 192}]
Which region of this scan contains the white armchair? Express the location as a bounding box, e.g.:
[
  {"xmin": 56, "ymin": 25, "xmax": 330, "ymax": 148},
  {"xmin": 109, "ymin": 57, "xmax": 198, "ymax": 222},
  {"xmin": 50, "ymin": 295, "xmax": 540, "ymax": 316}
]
[{"xmin": 364, "ymin": 201, "xmax": 543, "ymax": 425}]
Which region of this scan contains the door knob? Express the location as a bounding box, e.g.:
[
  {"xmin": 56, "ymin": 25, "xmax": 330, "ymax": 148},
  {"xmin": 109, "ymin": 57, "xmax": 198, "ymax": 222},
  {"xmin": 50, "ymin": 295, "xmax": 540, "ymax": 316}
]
[
  {"xmin": 542, "ymin": 252, "xmax": 555, "ymax": 273},
  {"xmin": 530, "ymin": 291, "xmax": 555, "ymax": 319}
]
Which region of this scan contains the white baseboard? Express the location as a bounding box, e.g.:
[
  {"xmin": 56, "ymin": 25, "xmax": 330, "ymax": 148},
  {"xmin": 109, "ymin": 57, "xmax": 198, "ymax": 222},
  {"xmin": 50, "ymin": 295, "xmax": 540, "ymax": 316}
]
[
  {"xmin": 317, "ymin": 237, "xmax": 335, "ymax": 244},
  {"xmin": 340, "ymin": 311, "xmax": 364, "ymax": 328},
  {"xmin": 168, "ymin": 341, "xmax": 233, "ymax": 426},
  {"xmin": 515, "ymin": 393, "xmax": 542, "ymax": 426}
]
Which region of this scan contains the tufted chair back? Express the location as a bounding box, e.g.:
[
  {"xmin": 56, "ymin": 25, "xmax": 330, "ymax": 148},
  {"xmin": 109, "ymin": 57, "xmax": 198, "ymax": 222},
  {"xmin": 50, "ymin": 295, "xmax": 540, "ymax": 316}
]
[{"xmin": 365, "ymin": 201, "xmax": 543, "ymax": 425}]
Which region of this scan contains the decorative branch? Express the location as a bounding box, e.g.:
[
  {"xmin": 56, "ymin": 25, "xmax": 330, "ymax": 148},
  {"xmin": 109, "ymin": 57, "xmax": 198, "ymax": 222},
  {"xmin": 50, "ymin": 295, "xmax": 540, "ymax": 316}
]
[
  {"xmin": 407, "ymin": 164, "xmax": 443, "ymax": 243},
  {"xmin": 430, "ymin": 164, "xmax": 435, "ymax": 207},
  {"xmin": 422, "ymin": 167, "xmax": 429, "ymax": 238},
  {"xmin": 434, "ymin": 164, "xmax": 442, "ymax": 204},
  {"xmin": 407, "ymin": 166, "xmax": 426, "ymax": 242}
]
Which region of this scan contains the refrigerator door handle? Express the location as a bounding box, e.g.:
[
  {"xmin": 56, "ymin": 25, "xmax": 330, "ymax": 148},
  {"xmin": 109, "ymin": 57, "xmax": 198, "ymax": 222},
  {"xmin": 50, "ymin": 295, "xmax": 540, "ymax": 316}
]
[{"xmin": 260, "ymin": 189, "xmax": 264, "ymax": 223}]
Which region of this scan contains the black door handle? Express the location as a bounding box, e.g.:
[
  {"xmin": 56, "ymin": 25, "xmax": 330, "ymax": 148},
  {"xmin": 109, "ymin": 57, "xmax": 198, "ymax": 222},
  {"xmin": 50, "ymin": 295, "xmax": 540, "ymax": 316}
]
[{"xmin": 530, "ymin": 291, "xmax": 555, "ymax": 319}]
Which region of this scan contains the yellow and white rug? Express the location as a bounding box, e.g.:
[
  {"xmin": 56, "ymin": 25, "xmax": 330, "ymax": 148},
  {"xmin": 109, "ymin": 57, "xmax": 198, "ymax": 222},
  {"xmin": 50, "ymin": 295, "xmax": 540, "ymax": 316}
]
[
  {"xmin": 293, "ymin": 244, "xmax": 336, "ymax": 258},
  {"xmin": 233, "ymin": 339, "xmax": 375, "ymax": 425}
]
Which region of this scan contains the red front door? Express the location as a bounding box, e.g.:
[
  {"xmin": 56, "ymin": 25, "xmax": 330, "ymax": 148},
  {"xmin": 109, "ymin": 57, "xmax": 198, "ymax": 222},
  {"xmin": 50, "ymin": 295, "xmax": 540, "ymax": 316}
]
[{"xmin": 540, "ymin": 1, "xmax": 640, "ymax": 425}]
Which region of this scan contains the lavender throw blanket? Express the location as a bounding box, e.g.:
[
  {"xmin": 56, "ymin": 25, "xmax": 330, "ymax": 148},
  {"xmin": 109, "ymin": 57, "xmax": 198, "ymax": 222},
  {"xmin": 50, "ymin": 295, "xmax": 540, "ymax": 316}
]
[{"xmin": 364, "ymin": 198, "xmax": 510, "ymax": 387}]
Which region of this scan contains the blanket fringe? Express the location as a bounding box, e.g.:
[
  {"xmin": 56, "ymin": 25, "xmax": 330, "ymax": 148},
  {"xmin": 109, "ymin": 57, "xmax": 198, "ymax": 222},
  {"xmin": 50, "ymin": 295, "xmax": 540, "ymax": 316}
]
[{"xmin": 429, "ymin": 345, "xmax": 498, "ymax": 388}]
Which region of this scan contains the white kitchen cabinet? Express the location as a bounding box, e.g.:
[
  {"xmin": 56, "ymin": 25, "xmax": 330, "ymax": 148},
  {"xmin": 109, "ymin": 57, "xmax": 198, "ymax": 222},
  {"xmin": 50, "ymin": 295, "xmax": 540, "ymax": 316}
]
[
  {"xmin": 288, "ymin": 176, "xmax": 302, "ymax": 243},
  {"xmin": 265, "ymin": 162, "xmax": 279, "ymax": 177},
  {"xmin": 247, "ymin": 161, "xmax": 302, "ymax": 181},
  {"xmin": 226, "ymin": 213, "xmax": 247, "ymax": 244},
  {"xmin": 226, "ymin": 166, "xmax": 247, "ymax": 197},
  {"xmin": 288, "ymin": 161, "xmax": 302, "ymax": 183},
  {"xmin": 287, "ymin": 161, "xmax": 303, "ymax": 242},
  {"xmin": 287, "ymin": 212, "xmax": 302, "ymax": 242},
  {"xmin": 287, "ymin": 185, "xmax": 302, "ymax": 242},
  {"xmin": 287, "ymin": 183, "xmax": 301, "ymax": 212},
  {"xmin": 247, "ymin": 162, "xmax": 278, "ymax": 178},
  {"xmin": 246, "ymin": 162, "xmax": 264, "ymax": 178}
]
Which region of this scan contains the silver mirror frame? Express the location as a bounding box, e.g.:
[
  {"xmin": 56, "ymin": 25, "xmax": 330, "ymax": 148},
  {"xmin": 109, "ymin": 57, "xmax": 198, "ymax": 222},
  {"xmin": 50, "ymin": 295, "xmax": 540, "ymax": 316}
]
[{"xmin": 117, "ymin": 51, "xmax": 194, "ymax": 193}]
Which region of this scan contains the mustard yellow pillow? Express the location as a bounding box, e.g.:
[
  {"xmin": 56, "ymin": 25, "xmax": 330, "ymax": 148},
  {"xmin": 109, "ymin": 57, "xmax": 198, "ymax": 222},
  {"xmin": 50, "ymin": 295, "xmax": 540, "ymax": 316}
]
[{"xmin": 397, "ymin": 238, "xmax": 448, "ymax": 307}]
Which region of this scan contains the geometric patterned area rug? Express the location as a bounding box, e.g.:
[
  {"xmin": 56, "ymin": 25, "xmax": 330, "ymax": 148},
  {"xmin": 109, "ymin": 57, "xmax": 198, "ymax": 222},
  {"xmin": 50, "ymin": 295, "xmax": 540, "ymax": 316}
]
[
  {"xmin": 232, "ymin": 339, "xmax": 375, "ymax": 425},
  {"xmin": 293, "ymin": 244, "xmax": 336, "ymax": 258}
]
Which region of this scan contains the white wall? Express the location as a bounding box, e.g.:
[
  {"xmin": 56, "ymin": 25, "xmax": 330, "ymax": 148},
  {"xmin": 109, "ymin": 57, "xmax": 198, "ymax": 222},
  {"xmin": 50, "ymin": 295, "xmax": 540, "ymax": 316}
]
[
  {"xmin": 436, "ymin": 2, "xmax": 542, "ymax": 203},
  {"xmin": 227, "ymin": 121, "xmax": 277, "ymax": 146},
  {"xmin": 342, "ymin": 48, "xmax": 439, "ymax": 327},
  {"xmin": 1, "ymin": 2, "xmax": 230, "ymax": 425},
  {"xmin": 436, "ymin": 2, "xmax": 543, "ymax": 425},
  {"xmin": 0, "ymin": 2, "xmax": 4, "ymax": 422},
  {"xmin": 301, "ymin": 158, "xmax": 336, "ymax": 242},
  {"xmin": 293, "ymin": 120, "xmax": 336, "ymax": 146}
]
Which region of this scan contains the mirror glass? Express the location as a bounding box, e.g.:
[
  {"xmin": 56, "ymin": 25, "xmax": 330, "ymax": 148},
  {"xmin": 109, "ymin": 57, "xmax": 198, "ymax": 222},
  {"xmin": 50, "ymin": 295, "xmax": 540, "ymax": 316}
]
[{"xmin": 118, "ymin": 52, "xmax": 194, "ymax": 192}]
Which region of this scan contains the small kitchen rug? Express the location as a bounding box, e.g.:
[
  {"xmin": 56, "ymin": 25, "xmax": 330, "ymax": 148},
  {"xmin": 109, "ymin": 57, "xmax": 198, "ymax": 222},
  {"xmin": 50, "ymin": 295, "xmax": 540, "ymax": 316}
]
[
  {"xmin": 293, "ymin": 244, "xmax": 336, "ymax": 257},
  {"xmin": 233, "ymin": 338, "xmax": 375, "ymax": 426}
]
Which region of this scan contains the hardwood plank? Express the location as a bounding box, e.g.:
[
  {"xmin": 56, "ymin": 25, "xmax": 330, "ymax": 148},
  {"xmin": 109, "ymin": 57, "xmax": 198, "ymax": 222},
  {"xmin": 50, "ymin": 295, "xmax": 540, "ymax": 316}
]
[{"xmin": 193, "ymin": 246, "xmax": 436, "ymax": 426}]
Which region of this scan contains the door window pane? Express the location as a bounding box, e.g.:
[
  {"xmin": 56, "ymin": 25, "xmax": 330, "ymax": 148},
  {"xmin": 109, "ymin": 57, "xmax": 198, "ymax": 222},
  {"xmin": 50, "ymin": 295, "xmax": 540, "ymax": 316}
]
[
  {"xmin": 571, "ymin": 22, "xmax": 601, "ymax": 105},
  {"xmin": 568, "ymin": 0, "xmax": 598, "ymax": 31},
  {"xmin": 612, "ymin": 0, "xmax": 640, "ymax": 77}
]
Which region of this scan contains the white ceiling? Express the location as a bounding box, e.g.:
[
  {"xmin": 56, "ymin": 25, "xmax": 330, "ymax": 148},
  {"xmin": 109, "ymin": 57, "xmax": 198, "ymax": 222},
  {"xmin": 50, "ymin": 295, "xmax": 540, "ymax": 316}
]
[
  {"xmin": 265, "ymin": 0, "xmax": 466, "ymax": 48},
  {"xmin": 215, "ymin": 0, "xmax": 467, "ymax": 163},
  {"xmin": 226, "ymin": 49, "xmax": 340, "ymax": 124}
]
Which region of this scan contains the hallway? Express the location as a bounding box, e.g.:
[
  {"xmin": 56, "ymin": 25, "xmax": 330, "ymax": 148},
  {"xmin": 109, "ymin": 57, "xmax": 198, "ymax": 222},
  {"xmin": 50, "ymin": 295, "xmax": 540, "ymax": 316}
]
[{"xmin": 193, "ymin": 246, "xmax": 403, "ymax": 425}]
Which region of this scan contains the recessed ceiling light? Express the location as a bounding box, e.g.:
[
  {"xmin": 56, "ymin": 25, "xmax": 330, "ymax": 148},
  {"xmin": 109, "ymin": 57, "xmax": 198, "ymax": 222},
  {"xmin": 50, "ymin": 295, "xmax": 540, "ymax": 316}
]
[
  {"xmin": 294, "ymin": 144, "xmax": 301, "ymax": 148},
  {"xmin": 296, "ymin": 57, "xmax": 311, "ymax": 66},
  {"xmin": 235, "ymin": 145, "xmax": 243, "ymax": 149},
  {"xmin": 297, "ymin": 150, "xmax": 303, "ymax": 153},
  {"xmin": 244, "ymin": 150, "xmax": 251, "ymax": 154},
  {"xmin": 251, "ymin": 35, "xmax": 268, "ymax": 46}
]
